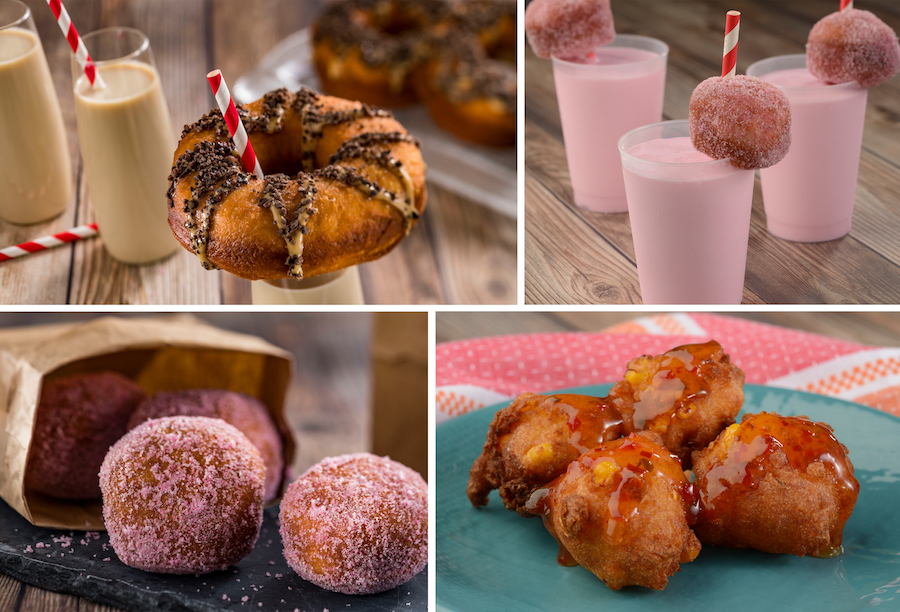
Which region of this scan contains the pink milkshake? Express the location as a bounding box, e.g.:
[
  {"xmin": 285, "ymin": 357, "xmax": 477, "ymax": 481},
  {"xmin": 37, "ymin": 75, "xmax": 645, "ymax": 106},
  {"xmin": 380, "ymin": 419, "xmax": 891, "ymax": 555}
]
[
  {"xmin": 748, "ymin": 54, "xmax": 867, "ymax": 242},
  {"xmin": 552, "ymin": 35, "xmax": 667, "ymax": 213},
  {"xmin": 619, "ymin": 120, "xmax": 755, "ymax": 305}
]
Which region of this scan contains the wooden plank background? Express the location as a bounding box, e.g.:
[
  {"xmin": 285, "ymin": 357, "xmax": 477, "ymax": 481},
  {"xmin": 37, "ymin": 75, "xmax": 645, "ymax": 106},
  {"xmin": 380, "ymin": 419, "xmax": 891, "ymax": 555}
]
[
  {"xmin": 525, "ymin": 0, "xmax": 900, "ymax": 304},
  {"xmin": 0, "ymin": 0, "xmax": 516, "ymax": 305}
]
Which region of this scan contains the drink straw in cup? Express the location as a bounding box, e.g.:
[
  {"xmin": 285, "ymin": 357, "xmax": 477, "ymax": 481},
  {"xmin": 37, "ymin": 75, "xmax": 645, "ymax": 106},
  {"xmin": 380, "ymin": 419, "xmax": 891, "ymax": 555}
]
[
  {"xmin": 46, "ymin": 0, "xmax": 105, "ymax": 88},
  {"xmin": 0, "ymin": 223, "xmax": 98, "ymax": 263},
  {"xmin": 841, "ymin": 0, "xmax": 853, "ymax": 11},
  {"xmin": 722, "ymin": 10, "xmax": 741, "ymax": 79},
  {"xmin": 207, "ymin": 69, "xmax": 264, "ymax": 179}
]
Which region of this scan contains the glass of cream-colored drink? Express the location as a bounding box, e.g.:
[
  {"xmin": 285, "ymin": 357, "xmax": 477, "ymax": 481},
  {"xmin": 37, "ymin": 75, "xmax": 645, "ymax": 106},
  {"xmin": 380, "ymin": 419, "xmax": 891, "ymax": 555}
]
[
  {"xmin": 72, "ymin": 27, "xmax": 178, "ymax": 263},
  {"xmin": 0, "ymin": 0, "xmax": 71, "ymax": 224},
  {"xmin": 251, "ymin": 267, "xmax": 366, "ymax": 305}
]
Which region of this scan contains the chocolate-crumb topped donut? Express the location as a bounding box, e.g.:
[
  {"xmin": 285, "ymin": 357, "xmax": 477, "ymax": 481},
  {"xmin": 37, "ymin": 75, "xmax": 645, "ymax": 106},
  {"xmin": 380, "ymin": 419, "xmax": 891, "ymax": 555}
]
[
  {"xmin": 168, "ymin": 87, "xmax": 426, "ymax": 280},
  {"xmin": 313, "ymin": 0, "xmax": 449, "ymax": 107},
  {"xmin": 313, "ymin": 0, "xmax": 517, "ymax": 147}
]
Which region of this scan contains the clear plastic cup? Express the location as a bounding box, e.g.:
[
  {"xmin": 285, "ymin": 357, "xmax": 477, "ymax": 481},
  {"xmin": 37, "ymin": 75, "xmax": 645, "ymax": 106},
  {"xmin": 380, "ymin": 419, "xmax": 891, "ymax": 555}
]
[
  {"xmin": 72, "ymin": 27, "xmax": 179, "ymax": 263},
  {"xmin": 748, "ymin": 54, "xmax": 867, "ymax": 242},
  {"xmin": 0, "ymin": 0, "xmax": 72, "ymax": 224},
  {"xmin": 552, "ymin": 35, "xmax": 668, "ymax": 213},
  {"xmin": 619, "ymin": 120, "xmax": 755, "ymax": 304}
]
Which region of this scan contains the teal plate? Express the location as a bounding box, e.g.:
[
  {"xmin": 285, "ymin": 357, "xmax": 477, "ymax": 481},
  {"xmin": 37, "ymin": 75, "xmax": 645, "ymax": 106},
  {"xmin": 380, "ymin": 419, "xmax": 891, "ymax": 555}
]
[{"xmin": 437, "ymin": 384, "xmax": 900, "ymax": 612}]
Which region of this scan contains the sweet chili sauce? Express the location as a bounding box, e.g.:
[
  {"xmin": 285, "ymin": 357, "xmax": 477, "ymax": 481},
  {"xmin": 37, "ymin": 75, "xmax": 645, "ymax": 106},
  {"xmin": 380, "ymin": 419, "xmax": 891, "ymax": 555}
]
[
  {"xmin": 500, "ymin": 394, "xmax": 624, "ymax": 483},
  {"xmin": 624, "ymin": 340, "xmax": 724, "ymax": 430},
  {"xmin": 696, "ymin": 412, "xmax": 859, "ymax": 558}
]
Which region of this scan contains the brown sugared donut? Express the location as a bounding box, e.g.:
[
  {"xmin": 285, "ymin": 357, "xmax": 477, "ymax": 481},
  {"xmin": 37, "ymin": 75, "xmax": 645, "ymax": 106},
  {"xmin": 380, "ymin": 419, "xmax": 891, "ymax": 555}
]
[
  {"xmin": 313, "ymin": 0, "xmax": 448, "ymax": 108},
  {"xmin": 128, "ymin": 390, "xmax": 284, "ymax": 503},
  {"xmin": 279, "ymin": 452, "xmax": 428, "ymax": 594},
  {"xmin": 168, "ymin": 87, "xmax": 426, "ymax": 281},
  {"xmin": 99, "ymin": 416, "xmax": 265, "ymax": 574},
  {"xmin": 413, "ymin": 0, "xmax": 517, "ymax": 147},
  {"xmin": 25, "ymin": 371, "xmax": 145, "ymax": 500}
]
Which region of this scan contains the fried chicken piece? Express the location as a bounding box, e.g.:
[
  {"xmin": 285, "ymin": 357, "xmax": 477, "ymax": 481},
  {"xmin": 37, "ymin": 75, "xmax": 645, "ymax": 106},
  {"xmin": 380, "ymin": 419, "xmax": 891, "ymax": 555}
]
[
  {"xmin": 529, "ymin": 432, "xmax": 701, "ymax": 591},
  {"xmin": 608, "ymin": 340, "xmax": 745, "ymax": 467},
  {"xmin": 467, "ymin": 393, "xmax": 624, "ymax": 516},
  {"xmin": 691, "ymin": 412, "xmax": 859, "ymax": 557}
]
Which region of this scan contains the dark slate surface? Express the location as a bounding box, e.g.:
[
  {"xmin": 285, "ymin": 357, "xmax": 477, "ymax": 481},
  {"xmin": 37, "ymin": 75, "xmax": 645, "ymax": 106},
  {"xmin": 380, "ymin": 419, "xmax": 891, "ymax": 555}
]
[{"xmin": 0, "ymin": 500, "xmax": 427, "ymax": 612}]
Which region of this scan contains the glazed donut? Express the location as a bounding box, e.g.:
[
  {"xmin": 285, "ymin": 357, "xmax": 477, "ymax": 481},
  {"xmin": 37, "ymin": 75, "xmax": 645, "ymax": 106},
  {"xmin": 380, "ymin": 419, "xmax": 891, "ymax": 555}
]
[
  {"xmin": 168, "ymin": 87, "xmax": 426, "ymax": 280},
  {"xmin": 279, "ymin": 452, "xmax": 428, "ymax": 595},
  {"xmin": 25, "ymin": 371, "xmax": 145, "ymax": 500},
  {"xmin": 128, "ymin": 389, "xmax": 284, "ymax": 503},
  {"xmin": 312, "ymin": 0, "xmax": 446, "ymax": 108},
  {"xmin": 100, "ymin": 416, "xmax": 266, "ymax": 574},
  {"xmin": 313, "ymin": 0, "xmax": 517, "ymax": 147}
]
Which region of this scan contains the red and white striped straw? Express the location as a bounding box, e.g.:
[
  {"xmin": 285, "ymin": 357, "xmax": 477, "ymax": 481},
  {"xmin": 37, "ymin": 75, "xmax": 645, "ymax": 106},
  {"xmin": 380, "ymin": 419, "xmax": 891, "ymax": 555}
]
[
  {"xmin": 0, "ymin": 223, "xmax": 98, "ymax": 263},
  {"xmin": 722, "ymin": 10, "xmax": 741, "ymax": 79},
  {"xmin": 46, "ymin": 0, "xmax": 105, "ymax": 88},
  {"xmin": 207, "ymin": 69, "xmax": 264, "ymax": 179},
  {"xmin": 840, "ymin": 0, "xmax": 853, "ymax": 11}
]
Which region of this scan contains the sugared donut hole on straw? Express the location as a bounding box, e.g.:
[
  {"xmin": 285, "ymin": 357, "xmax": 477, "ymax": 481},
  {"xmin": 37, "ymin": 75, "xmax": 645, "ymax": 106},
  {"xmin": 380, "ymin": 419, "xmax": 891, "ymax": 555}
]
[
  {"xmin": 689, "ymin": 75, "xmax": 792, "ymax": 170},
  {"xmin": 807, "ymin": 8, "xmax": 900, "ymax": 88},
  {"xmin": 99, "ymin": 416, "xmax": 266, "ymax": 574},
  {"xmin": 279, "ymin": 452, "xmax": 428, "ymax": 595},
  {"xmin": 524, "ymin": 0, "xmax": 615, "ymax": 60}
]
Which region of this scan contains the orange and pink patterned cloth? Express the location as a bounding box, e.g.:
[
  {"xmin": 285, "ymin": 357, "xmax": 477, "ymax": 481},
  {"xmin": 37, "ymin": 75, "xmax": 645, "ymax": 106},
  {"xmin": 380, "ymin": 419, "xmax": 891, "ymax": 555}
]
[{"xmin": 436, "ymin": 313, "xmax": 900, "ymax": 424}]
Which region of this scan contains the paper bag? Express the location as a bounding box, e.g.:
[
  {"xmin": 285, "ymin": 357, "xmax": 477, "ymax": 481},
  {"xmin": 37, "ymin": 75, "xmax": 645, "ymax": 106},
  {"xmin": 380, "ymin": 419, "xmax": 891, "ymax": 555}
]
[
  {"xmin": 371, "ymin": 312, "xmax": 428, "ymax": 479},
  {"xmin": 0, "ymin": 315, "xmax": 294, "ymax": 531}
]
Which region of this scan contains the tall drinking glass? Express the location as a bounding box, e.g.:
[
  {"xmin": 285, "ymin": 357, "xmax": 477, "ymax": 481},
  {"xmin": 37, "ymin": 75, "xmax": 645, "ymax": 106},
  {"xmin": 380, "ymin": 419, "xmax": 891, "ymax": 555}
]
[
  {"xmin": 72, "ymin": 27, "xmax": 179, "ymax": 263},
  {"xmin": 0, "ymin": 0, "xmax": 71, "ymax": 224},
  {"xmin": 552, "ymin": 35, "xmax": 668, "ymax": 213},
  {"xmin": 619, "ymin": 120, "xmax": 755, "ymax": 304},
  {"xmin": 748, "ymin": 54, "xmax": 867, "ymax": 242}
]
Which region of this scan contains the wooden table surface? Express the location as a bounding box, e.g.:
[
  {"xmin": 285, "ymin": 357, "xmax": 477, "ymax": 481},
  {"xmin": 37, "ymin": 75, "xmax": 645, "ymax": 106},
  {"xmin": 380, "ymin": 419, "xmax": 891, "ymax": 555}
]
[
  {"xmin": 525, "ymin": 0, "xmax": 900, "ymax": 305},
  {"xmin": 0, "ymin": 0, "xmax": 516, "ymax": 305},
  {"xmin": 0, "ymin": 311, "xmax": 423, "ymax": 611}
]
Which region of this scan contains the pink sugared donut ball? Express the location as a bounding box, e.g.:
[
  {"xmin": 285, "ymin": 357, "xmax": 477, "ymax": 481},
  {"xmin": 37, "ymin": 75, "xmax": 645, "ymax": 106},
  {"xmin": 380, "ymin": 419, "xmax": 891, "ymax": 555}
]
[
  {"xmin": 807, "ymin": 9, "xmax": 900, "ymax": 88},
  {"xmin": 689, "ymin": 75, "xmax": 792, "ymax": 170},
  {"xmin": 99, "ymin": 416, "xmax": 265, "ymax": 574},
  {"xmin": 25, "ymin": 371, "xmax": 145, "ymax": 500},
  {"xmin": 279, "ymin": 453, "xmax": 428, "ymax": 595},
  {"xmin": 129, "ymin": 390, "xmax": 284, "ymax": 502},
  {"xmin": 525, "ymin": 0, "xmax": 615, "ymax": 60}
]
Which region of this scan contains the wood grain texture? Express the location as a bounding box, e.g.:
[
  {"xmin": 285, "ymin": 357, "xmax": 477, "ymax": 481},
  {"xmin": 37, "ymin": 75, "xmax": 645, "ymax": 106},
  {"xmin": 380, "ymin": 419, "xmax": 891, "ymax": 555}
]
[
  {"xmin": 0, "ymin": 312, "xmax": 417, "ymax": 611},
  {"xmin": 0, "ymin": 0, "xmax": 515, "ymax": 305},
  {"xmin": 436, "ymin": 312, "xmax": 900, "ymax": 347},
  {"xmin": 525, "ymin": 0, "xmax": 900, "ymax": 305}
]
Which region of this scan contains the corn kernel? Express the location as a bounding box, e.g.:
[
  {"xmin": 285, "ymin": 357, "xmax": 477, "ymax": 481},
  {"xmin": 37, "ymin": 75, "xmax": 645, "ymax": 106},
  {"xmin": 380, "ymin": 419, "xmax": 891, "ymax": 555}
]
[
  {"xmin": 592, "ymin": 460, "xmax": 620, "ymax": 485},
  {"xmin": 524, "ymin": 442, "xmax": 553, "ymax": 468}
]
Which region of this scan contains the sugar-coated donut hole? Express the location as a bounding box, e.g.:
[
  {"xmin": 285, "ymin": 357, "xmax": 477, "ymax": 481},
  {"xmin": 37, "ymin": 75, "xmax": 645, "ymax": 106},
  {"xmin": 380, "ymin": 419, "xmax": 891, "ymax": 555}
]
[
  {"xmin": 128, "ymin": 389, "xmax": 284, "ymax": 502},
  {"xmin": 689, "ymin": 75, "xmax": 792, "ymax": 170},
  {"xmin": 524, "ymin": 0, "xmax": 616, "ymax": 60},
  {"xmin": 279, "ymin": 452, "xmax": 428, "ymax": 595},
  {"xmin": 25, "ymin": 371, "xmax": 145, "ymax": 500},
  {"xmin": 99, "ymin": 416, "xmax": 266, "ymax": 574},
  {"xmin": 807, "ymin": 8, "xmax": 900, "ymax": 88}
]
